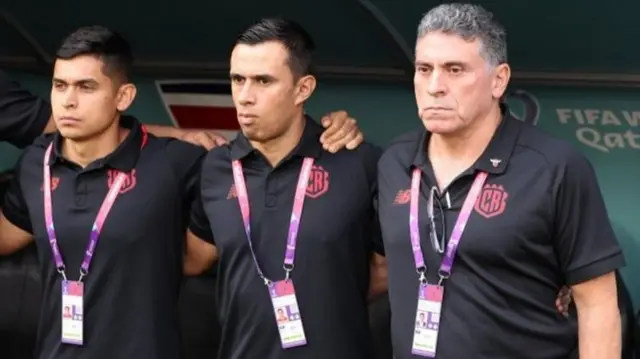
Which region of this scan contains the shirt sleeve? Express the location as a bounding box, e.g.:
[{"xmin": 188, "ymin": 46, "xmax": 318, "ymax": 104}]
[
  {"xmin": 553, "ymin": 150, "xmax": 624, "ymax": 286},
  {"xmin": 2, "ymin": 154, "xmax": 33, "ymax": 233},
  {"xmin": 358, "ymin": 142, "xmax": 384, "ymax": 255},
  {"xmin": 164, "ymin": 139, "xmax": 214, "ymax": 244},
  {"xmin": 0, "ymin": 70, "xmax": 51, "ymax": 148},
  {"xmin": 188, "ymin": 186, "xmax": 214, "ymax": 244}
]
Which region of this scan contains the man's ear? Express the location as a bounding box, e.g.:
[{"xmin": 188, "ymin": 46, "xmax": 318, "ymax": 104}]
[
  {"xmin": 491, "ymin": 63, "xmax": 510, "ymax": 99},
  {"xmin": 294, "ymin": 75, "xmax": 316, "ymax": 106},
  {"xmin": 116, "ymin": 83, "xmax": 137, "ymax": 112}
]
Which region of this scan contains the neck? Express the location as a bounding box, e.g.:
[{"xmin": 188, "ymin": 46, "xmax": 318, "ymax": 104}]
[
  {"xmin": 251, "ymin": 114, "xmax": 306, "ymax": 167},
  {"xmin": 62, "ymin": 120, "xmax": 127, "ymax": 168},
  {"xmin": 429, "ymin": 104, "xmax": 502, "ymax": 163}
]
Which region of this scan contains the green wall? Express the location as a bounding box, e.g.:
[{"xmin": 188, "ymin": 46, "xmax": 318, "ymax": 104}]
[{"xmin": 2, "ymin": 71, "xmax": 639, "ymax": 309}]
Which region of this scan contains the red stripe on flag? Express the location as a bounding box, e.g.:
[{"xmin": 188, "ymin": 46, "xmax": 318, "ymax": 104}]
[{"xmin": 169, "ymin": 105, "xmax": 240, "ymax": 130}]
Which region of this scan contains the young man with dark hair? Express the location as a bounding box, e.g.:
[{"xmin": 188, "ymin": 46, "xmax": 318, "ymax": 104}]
[
  {"xmin": 0, "ymin": 25, "xmax": 362, "ymax": 359},
  {"xmin": 185, "ymin": 18, "xmax": 387, "ymax": 359}
]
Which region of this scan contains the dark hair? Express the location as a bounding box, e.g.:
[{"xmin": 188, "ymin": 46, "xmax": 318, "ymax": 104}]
[
  {"xmin": 236, "ymin": 18, "xmax": 315, "ymax": 78},
  {"xmin": 55, "ymin": 25, "xmax": 133, "ymax": 82}
]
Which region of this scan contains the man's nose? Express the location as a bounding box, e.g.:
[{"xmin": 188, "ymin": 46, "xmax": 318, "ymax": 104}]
[
  {"xmin": 426, "ymin": 71, "xmax": 447, "ymax": 97},
  {"xmin": 237, "ymin": 83, "xmax": 256, "ymax": 105},
  {"xmin": 62, "ymin": 89, "xmax": 78, "ymax": 108}
]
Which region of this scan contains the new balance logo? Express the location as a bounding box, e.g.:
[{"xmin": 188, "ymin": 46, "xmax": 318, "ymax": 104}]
[
  {"xmin": 393, "ymin": 189, "xmax": 410, "ymax": 205},
  {"xmin": 227, "ymin": 184, "xmax": 237, "ymax": 199}
]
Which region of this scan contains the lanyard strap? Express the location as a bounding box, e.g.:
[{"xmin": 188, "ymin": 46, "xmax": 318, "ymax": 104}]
[
  {"xmin": 232, "ymin": 157, "xmax": 314, "ymax": 285},
  {"xmin": 43, "ymin": 126, "xmax": 147, "ymax": 282},
  {"xmin": 409, "ymin": 169, "xmax": 488, "ymax": 284}
]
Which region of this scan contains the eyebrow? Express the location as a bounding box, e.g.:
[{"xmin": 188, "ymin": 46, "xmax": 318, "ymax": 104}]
[
  {"xmin": 229, "ymin": 73, "xmax": 276, "ymax": 82},
  {"xmin": 52, "ymin": 77, "xmax": 99, "ymax": 85},
  {"xmin": 415, "ymin": 61, "xmax": 467, "ymax": 68}
]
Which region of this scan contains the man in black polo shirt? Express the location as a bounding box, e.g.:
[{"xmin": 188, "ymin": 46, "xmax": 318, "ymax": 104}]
[
  {"xmin": 0, "ymin": 25, "xmax": 215, "ymax": 359},
  {"xmin": 187, "ymin": 18, "xmax": 387, "ymax": 359},
  {"xmin": 377, "ymin": 4, "xmax": 623, "ymax": 359}
]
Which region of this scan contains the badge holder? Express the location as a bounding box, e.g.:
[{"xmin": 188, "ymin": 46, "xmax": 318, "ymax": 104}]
[
  {"xmin": 269, "ymin": 267, "xmax": 307, "ymax": 349},
  {"xmin": 407, "ymin": 170, "xmax": 487, "ymax": 357},
  {"xmin": 411, "ymin": 271, "xmax": 444, "ymax": 357},
  {"xmin": 61, "ymin": 270, "xmax": 85, "ymax": 345}
]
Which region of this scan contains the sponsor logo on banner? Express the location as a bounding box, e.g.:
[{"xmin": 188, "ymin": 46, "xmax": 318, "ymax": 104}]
[
  {"xmin": 156, "ymin": 80, "xmax": 240, "ymax": 140},
  {"xmin": 555, "ymin": 107, "xmax": 640, "ymax": 153},
  {"xmin": 507, "ymin": 89, "xmax": 640, "ymax": 153}
]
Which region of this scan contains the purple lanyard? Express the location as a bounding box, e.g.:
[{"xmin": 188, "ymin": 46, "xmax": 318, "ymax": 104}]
[
  {"xmin": 43, "ymin": 127, "xmax": 147, "ymax": 282},
  {"xmin": 232, "ymin": 157, "xmax": 314, "ymax": 285},
  {"xmin": 409, "ymin": 169, "xmax": 488, "ymax": 284}
]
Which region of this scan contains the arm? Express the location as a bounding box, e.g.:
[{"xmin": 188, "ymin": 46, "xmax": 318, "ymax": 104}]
[
  {"xmin": 164, "ymin": 140, "xmax": 219, "ymax": 275},
  {"xmin": 0, "ymin": 163, "xmax": 34, "ymax": 254},
  {"xmin": 176, "ymin": 110, "xmax": 365, "ymax": 151},
  {"xmin": 0, "ymin": 69, "xmax": 53, "ymax": 147},
  {"xmin": 572, "ymin": 272, "xmax": 620, "ymax": 358},
  {"xmin": 0, "ymin": 210, "xmax": 33, "ymax": 255},
  {"xmin": 318, "ymin": 111, "xmax": 364, "ymax": 152},
  {"xmin": 553, "ymin": 151, "xmax": 624, "ymax": 359},
  {"xmin": 185, "ymin": 178, "xmax": 218, "ymax": 275},
  {"xmin": 144, "ymin": 124, "xmax": 181, "ymax": 139},
  {"xmin": 369, "ymin": 211, "xmax": 387, "ymax": 300},
  {"xmin": 359, "ymin": 142, "xmax": 387, "ymax": 301},
  {"xmin": 184, "ymin": 228, "xmax": 218, "ymax": 276},
  {"xmin": 369, "ymin": 253, "xmax": 387, "ymax": 301}
]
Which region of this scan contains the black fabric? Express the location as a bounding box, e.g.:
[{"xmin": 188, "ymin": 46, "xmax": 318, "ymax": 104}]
[
  {"xmin": 178, "ymin": 274, "xmax": 221, "ymax": 359},
  {"xmin": 369, "ymin": 293, "xmax": 393, "ymax": 359},
  {"xmin": 0, "ymin": 170, "xmax": 40, "ymax": 359},
  {"xmin": 0, "ymin": 69, "xmax": 51, "ymax": 148}
]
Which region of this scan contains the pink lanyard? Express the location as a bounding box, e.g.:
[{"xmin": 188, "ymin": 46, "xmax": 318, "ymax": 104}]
[
  {"xmin": 43, "ymin": 127, "xmax": 147, "ymax": 282},
  {"xmin": 231, "ymin": 157, "xmax": 314, "ymax": 285},
  {"xmin": 409, "ymin": 169, "xmax": 488, "ymax": 284}
]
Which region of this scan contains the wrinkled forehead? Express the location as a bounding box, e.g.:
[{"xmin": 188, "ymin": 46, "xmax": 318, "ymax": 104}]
[
  {"xmin": 230, "ymin": 41, "xmax": 291, "ymax": 78},
  {"xmin": 415, "ymin": 32, "xmax": 485, "ymax": 66}
]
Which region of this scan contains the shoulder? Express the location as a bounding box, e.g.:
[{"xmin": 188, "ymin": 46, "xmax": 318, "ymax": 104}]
[
  {"xmin": 379, "ymin": 128, "xmax": 423, "ymax": 169},
  {"xmin": 202, "ymin": 142, "xmax": 233, "ymax": 167},
  {"xmin": 30, "ymin": 132, "xmax": 55, "ymax": 151},
  {"xmin": 18, "ymin": 133, "xmax": 53, "ymax": 167},
  {"xmin": 155, "ymin": 137, "xmax": 207, "ymax": 159},
  {"xmin": 514, "ymin": 120, "xmax": 590, "ymax": 176},
  {"xmin": 320, "ymin": 142, "xmax": 382, "ymax": 191},
  {"xmin": 146, "ymin": 137, "xmax": 208, "ymax": 183},
  {"xmin": 144, "ymin": 136, "xmax": 208, "ymax": 168},
  {"xmin": 351, "ymin": 141, "xmax": 383, "ymax": 167}
]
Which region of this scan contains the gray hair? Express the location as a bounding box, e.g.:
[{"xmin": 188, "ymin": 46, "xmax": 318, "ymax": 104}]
[{"xmin": 417, "ymin": 3, "xmax": 507, "ymax": 66}]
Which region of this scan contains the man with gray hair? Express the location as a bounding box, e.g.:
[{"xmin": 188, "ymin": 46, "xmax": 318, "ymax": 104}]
[{"xmin": 377, "ymin": 3, "xmax": 622, "ymax": 358}]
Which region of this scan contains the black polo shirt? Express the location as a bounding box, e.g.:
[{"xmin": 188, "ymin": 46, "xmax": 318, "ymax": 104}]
[
  {"xmin": 189, "ymin": 117, "xmax": 382, "ymax": 359},
  {"xmin": 0, "ymin": 69, "xmax": 50, "ymax": 148},
  {"xmin": 2, "ymin": 116, "xmax": 208, "ymax": 359},
  {"xmin": 377, "ymin": 108, "xmax": 625, "ymax": 359}
]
